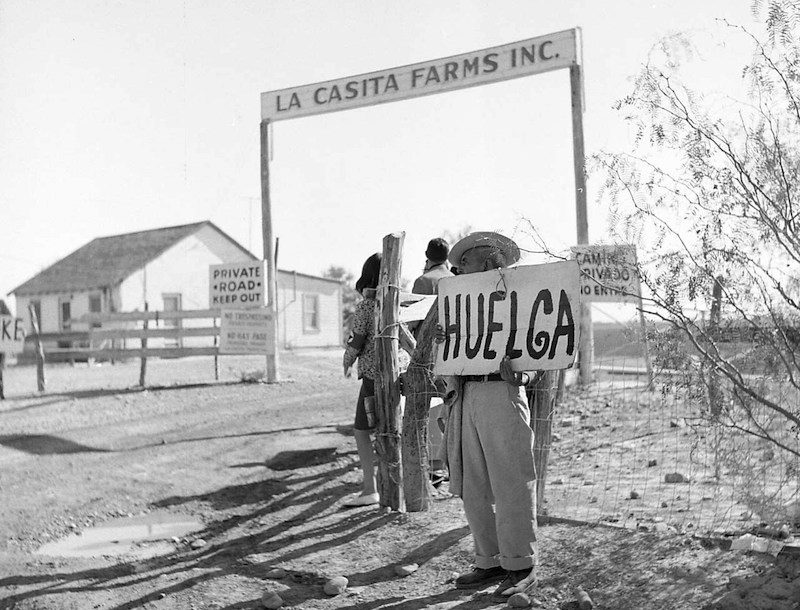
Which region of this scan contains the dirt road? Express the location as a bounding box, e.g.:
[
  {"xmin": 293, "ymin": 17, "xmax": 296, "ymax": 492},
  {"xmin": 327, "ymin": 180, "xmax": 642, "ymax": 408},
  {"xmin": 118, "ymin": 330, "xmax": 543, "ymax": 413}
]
[{"xmin": 0, "ymin": 351, "xmax": 793, "ymax": 609}]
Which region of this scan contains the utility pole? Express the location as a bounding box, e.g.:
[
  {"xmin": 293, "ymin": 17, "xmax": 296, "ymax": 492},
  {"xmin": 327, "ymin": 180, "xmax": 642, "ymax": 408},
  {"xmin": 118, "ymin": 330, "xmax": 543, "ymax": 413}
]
[{"xmin": 260, "ymin": 121, "xmax": 280, "ymax": 382}]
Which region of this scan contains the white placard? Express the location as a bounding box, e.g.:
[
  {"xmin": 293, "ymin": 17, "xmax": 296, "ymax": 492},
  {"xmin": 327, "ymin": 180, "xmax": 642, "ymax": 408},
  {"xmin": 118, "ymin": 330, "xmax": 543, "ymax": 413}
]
[
  {"xmin": 219, "ymin": 308, "xmax": 275, "ymax": 355},
  {"xmin": 0, "ymin": 315, "xmax": 26, "ymax": 354},
  {"xmin": 399, "ymin": 294, "xmax": 437, "ymax": 323},
  {"xmin": 434, "ymin": 261, "xmax": 581, "ymax": 375},
  {"xmin": 262, "ymin": 29, "xmax": 578, "ymax": 121},
  {"xmin": 571, "ymin": 245, "xmax": 641, "ymax": 303},
  {"xmin": 209, "ymin": 261, "xmax": 266, "ymax": 308}
]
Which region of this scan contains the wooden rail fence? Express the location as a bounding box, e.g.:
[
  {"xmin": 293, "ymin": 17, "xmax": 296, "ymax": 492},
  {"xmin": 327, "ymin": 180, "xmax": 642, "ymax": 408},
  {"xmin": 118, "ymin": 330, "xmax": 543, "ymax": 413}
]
[{"xmin": 22, "ymin": 308, "xmax": 223, "ymax": 389}]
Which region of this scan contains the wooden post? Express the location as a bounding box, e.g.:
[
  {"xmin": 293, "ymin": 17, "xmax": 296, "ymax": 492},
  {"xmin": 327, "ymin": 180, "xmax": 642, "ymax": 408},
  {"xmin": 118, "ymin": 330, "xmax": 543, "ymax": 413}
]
[
  {"xmin": 570, "ymin": 62, "xmax": 593, "ymax": 385},
  {"xmin": 375, "ymin": 232, "xmax": 404, "ymax": 511},
  {"xmin": 637, "ymin": 296, "xmax": 654, "ymax": 390},
  {"xmin": 555, "ymin": 368, "xmax": 566, "ymax": 404},
  {"xmin": 707, "ymin": 276, "xmax": 724, "ymax": 416},
  {"xmin": 528, "ymin": 370, "xmax": 558, "ymax": 515},
  {"xmin": 402, "ymin": 304, "xmax": 438, "ymax": 512},
  {"xmin": 213, "ymin": 315, "xmax": 220, "ymax": 381},
  {"xmin": 28, "ymin": 304, "xmax": 45, "ymax": 392},
  {"xmin": 260, "ymin": 120, "xmax": 280, "ymax": 383},
  {"xmin": 139, "ymin": 303, "xmax": 148, "ymax": 387},
  {"xmin": 0, "ymin": 352, "xmax": 5, "ymax": 400}
]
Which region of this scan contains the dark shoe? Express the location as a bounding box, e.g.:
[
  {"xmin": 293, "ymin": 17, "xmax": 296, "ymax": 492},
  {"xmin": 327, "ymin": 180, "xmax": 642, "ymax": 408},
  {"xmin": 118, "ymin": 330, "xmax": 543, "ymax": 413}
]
[
  {"xmin": 494, "ymin": 567, "xmax": 535, "ymax": 597},
  {"xmin": 454, "ymin": 566, "xmax": 507, "ymax": 589}
]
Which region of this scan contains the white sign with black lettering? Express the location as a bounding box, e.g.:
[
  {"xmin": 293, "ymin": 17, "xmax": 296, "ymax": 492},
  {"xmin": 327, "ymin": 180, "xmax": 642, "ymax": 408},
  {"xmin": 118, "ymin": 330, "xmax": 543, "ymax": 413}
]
[
  {"xmin": 262, "ymin": 29, "xmax": 578, "ymax": 121},
  {"xmin": 0, "ymin": 315, "xmax": 26, "ymax": 354},
  {"xmin": 571, "ymin": 245, "xmax": 641, "ymax": 303},
  {"xmin": 434, "ymin": 261, "xmax": 581, "ymax": 376},
  {"xmin": 209, "ymin": 261, "xmax": 266, "ymax": 308},
  {"xmin": 219, "ymin": 308, "xmax": 275, "ymax": 355}
]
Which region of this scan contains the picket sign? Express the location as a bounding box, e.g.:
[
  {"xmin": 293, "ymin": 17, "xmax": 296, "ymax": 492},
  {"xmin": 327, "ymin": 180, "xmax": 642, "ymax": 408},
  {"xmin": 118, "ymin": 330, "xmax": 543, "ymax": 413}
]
[
  {"xmin": 399, "ymin": 293, "xmax": 437, "ymax": 323},
  {"xmin": 434, "ymin": 261, "xmax": 581, "ymax": 376}
]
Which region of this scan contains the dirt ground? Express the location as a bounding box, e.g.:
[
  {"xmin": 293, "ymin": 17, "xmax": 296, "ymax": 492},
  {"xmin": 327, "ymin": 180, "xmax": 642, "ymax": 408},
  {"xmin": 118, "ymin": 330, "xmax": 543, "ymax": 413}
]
[{"xmin": 0, "ymin": 351, "xmax": 797, "ymax": 609}]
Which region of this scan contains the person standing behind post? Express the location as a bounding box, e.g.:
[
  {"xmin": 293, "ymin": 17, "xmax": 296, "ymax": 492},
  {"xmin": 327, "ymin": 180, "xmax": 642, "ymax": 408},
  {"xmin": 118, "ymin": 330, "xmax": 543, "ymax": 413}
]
[
  {"xmin": 436, "ymin": 232, "xmax": 539, "ymax": 598},
  {"xmin": 342, "ymin": 253, "xmax": 382, "ymax": 507},
  {"xmin": 410, "ymin": 237, "xmax": 451, "ymax": 486},
  {"xmin": 411, "ymin": 237, "xmax": 452, "ymax": 300}
]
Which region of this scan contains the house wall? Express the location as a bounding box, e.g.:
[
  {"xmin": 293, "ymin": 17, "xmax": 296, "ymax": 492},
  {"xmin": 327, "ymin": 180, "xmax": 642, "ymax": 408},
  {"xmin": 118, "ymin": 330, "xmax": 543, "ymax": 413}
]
[
  {"xmin": 119, "ymin": 225, "xmax": 254, "ymax": 313},
  {"xmin": 117, "ymin": 226, "xmax": 255, "ymax": 348},
  {"xmin": 277, "ymin": 272, "xmax": 342, "ymax": 349},
  {"xmin": 14, "ymin": 225, "xmax": 342, "ymax": 353},
  {"xmin": 15, "ymin": 288, "xmax": 113, "ymax": 334}
]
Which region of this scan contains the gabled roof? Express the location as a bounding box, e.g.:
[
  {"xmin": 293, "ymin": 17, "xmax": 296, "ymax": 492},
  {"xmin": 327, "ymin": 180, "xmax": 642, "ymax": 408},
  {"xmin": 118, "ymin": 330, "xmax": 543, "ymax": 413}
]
[{"xmin": 11, "ymin": 221, "xmax": 256, "ymax": 296}]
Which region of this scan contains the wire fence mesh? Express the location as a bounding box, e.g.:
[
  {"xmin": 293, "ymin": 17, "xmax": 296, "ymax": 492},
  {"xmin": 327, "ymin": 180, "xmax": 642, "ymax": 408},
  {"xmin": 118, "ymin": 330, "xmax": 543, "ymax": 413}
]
[
  {"xmin": 399, "ymin": 315, "xmax": 799, "ymax": 537},
  {"xmin": 531, "ymin": 320, "xmax": 800, "ymax": 536}
]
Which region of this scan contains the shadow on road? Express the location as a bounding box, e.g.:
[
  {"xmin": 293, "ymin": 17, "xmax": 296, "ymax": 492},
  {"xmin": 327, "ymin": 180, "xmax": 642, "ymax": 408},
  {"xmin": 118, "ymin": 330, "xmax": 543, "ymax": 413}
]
[
  {"xmin": 0, "ymin": 449, "xmax": 391, "ymax": 609},
  {"xmin": 0, "ymin": 434, "xmax": 110, "ymax": 455},
  {"xmin": 128, "ymin": 425, "xmax": 346, "ymax": 452}
]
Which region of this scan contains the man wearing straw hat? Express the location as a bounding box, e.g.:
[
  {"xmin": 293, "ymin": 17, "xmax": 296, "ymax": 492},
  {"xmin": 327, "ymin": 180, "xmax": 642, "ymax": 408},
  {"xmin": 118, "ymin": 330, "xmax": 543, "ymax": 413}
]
[{"xmin": 435, "ymin": 231, "xmax": 538, "ymax": 599}]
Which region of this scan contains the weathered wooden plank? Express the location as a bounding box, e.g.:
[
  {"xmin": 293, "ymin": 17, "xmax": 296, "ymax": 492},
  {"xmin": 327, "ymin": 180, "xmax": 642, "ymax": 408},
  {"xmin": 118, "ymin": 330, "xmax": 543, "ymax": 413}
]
[
  {"xmin": 528, "ymin": 370, "xmax": 558, "ymax": 514},
  {"xmin": 139, "ymin": 304, "xmax": 149, "ymax": 386},
  {"xmin": 402, "ymin": 302, "xmax": 439, "ymax": 512},
  {"xmin": 89, "ymin": 327, "xmax": 219, "ymax": 340},
  {"xmin": 27, "ymin": 327, "xmax": 220, "ymax": 343},
  {"xmin": 28, "ymin": 304, "xmax": 45, "ymax": 392},
  {"xmin": 77, "ymin": 309, "xmax": 221, "ymax": 323},
  {"xmin": 44, "ymin": 347, "xmax": 219, "ymax": 361},
  {"xmin": 27, "ymin": 331, "xmax": 91, "ymax": 343},
  {"xmin": 374, "ymin": 232, "xmax": 404, "ymax": 511}
]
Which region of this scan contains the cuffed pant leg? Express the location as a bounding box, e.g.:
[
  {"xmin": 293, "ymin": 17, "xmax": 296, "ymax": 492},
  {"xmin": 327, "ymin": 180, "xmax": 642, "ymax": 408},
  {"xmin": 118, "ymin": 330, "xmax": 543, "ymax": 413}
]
[
  {"xmin": 473, "ymin": 382, "xmax": 538, "ymax": 571},
  {"xmin": 460, "ymin": 384, "xmax": 500, "ymax": 569}
]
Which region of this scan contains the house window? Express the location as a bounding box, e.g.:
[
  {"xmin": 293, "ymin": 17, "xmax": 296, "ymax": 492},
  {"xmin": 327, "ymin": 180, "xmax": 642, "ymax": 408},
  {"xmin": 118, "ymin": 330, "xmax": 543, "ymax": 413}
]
[
  {"xmin": 59, "ymin": 298, "xmax": 72, "ymax": 332},
  {"xmin": 162, "ymin": 294, "xmax": 182, "ymax": 348},
  {"xmin": 303, "ymin": 294, "xmax": 320, "ymax": 333},
  {"xmin": 29, "ymin": 300, "xmax": 42, "ymax": 332}
]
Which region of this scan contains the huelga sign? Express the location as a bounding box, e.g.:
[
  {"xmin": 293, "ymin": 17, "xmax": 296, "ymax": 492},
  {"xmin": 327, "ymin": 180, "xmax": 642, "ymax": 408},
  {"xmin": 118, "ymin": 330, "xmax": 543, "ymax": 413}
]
[{"xmin": 434, "ymin": 261, "xmax": 581, "ymax": 375}]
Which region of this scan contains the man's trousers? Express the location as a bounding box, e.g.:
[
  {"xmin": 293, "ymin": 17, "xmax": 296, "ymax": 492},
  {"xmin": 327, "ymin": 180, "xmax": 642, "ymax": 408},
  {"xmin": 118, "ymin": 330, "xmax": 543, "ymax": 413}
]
[{"xmin": 460, "ymin": 380, "xmax": 538, "ymax": 571}]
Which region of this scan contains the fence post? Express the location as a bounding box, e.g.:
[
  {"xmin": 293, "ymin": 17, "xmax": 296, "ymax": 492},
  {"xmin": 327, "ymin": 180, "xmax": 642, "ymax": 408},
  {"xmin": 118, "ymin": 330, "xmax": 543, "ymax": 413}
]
[
  {"xmin": 28, "ymin": 304, "xmax": 45, "ymax": 392},
  {"xmin": 139, "ymin": 303, "xmax": 149, "ymax": 387},
  {"xmin": 213, "ymin": 315, "xmax": 220, "ymax": 381},
  {"xmin": 637, "ymin": 297, "xmax": 655, "ymax": 391},
  {"xmin": 402, "ymin": 304, "xmax": 438, "ymax": 512},
  {"xmin": 529, "ymin": 370, "xmax": 559, "ymax": 515},
  {"xmin": 707, "ymin": 276, "xmax": 724, "ymax": 416},
  {"xmin": 374, "ymin": 232, "xmax": 404, "ymax": 511}
]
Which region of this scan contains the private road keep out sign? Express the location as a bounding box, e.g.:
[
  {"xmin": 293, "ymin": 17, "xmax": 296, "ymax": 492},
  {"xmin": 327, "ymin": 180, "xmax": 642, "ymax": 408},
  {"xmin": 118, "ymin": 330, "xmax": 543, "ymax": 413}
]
[{"xmin": 209, "ymin": 261, "xmax": 266, "ymax": 307}]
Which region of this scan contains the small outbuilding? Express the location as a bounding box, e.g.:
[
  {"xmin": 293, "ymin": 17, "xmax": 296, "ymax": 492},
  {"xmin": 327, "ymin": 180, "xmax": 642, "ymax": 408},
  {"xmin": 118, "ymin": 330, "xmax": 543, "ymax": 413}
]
[{"xmin": 10, "ymin": 221, "xmax": 342, "ymax": 352}]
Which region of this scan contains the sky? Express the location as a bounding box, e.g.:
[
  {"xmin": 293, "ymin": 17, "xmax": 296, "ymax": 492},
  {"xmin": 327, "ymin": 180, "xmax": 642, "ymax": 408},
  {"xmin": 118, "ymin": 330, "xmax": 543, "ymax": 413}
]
[{"xmin": 0, "ymin": 0, "xmax": 761, "ymax": 315}]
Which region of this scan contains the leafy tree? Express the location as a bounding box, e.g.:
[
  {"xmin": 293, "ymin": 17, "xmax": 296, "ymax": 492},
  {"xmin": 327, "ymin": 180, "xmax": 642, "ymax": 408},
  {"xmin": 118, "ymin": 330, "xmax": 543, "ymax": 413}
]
[{"xmin": 593, "ymin": 14, "xmax": 800, "ymax": 473}]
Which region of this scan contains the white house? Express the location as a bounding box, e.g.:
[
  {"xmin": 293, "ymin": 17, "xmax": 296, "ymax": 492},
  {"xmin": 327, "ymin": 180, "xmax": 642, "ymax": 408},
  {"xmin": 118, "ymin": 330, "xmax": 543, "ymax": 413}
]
[{"xmin": 11, "ymin": 221, "xmax": 342, "ymax": 353}]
